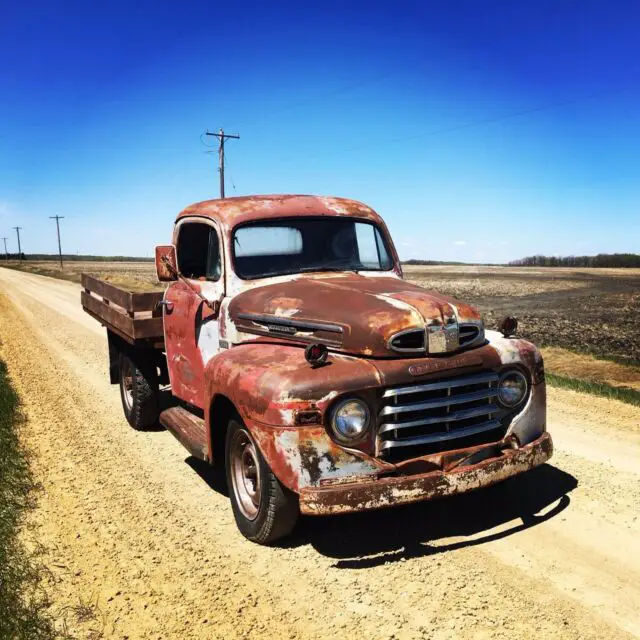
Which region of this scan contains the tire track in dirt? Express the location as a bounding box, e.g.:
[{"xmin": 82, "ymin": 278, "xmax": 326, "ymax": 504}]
[{"xmin": 1, "ymin": 266, "xmax": 638, "ymax": 639}]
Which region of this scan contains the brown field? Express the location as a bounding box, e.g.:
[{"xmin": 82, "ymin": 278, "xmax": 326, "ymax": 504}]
[
  {"xmin": 2, "ymin": 259, "xmax": 159, "ymax": 292},
  {"xmin": 5, "ymin": 260, "xmax": 639, "ymax": 386},
  {"xmin": 1, "ymin": 266, "xmax": 640, "ymax": 638},
  {"xmin": 404, "ymin": 265, "xmax": 640, "ymax": 365}
]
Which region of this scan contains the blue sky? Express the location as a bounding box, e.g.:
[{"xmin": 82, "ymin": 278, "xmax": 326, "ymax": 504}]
[{"xmin": 1, "ymin": 0, "xmax": 639, "ymax": 262}]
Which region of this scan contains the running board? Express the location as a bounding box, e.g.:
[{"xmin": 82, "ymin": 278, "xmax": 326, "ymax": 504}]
[{"xmin": 159, "ymin": 406, "xmax": 208, "ymax": 461}]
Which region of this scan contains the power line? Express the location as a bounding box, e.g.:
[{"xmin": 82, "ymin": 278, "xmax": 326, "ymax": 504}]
[
  {"xmin": 205, "ymin": 128, "xmax": 240, "ymax": 198},
  {"xmin": 227, "ymin": 71, "xmax": 393, "ymax": 130},
  {"xmin": 281, "ymin": 93, "xmax": 596, "ymax": 164},
  {"xmin": 50, "ymin": 215, "xmax": 65, "ymax": 269},
  {"xmin": 12, "ymin": 227, "xmax": 22, "ymax": 261}
]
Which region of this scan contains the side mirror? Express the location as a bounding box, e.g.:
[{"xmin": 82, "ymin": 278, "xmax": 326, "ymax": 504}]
[{"xmin": 155, "ymin": 245, "xmax": 178, "ymax": 282}]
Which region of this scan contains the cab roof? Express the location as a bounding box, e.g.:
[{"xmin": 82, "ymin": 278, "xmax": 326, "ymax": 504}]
[{"xmin": 175, "ymin": 194, "xmax": 385, "ymax": 229}]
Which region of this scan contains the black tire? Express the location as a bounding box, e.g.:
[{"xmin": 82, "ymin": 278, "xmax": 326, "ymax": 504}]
[
  {"xmin": 225, "ymin": 419, "xmax": 299, "ymax": 544},
  {"xmin": 119, "ymin": 352, "xmax": 159, "ymax": 430}
]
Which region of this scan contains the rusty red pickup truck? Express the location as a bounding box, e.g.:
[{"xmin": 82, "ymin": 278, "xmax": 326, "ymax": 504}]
[{"xmin": 82, "ymin": 194, "xmax": 552, "ymax": 544}]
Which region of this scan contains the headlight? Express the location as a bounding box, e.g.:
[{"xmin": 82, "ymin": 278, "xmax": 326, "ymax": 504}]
[
  {"xmin": 330, "ymin": 398, "xmax": 370, "ymax": 443},
  {"xmin": 497, "ymin": 370, "xmax": 528, "ymax": 408}
]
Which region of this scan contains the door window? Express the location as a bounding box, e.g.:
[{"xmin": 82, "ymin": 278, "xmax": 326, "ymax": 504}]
[{"xmin": 177, "ymin": 222, "xmax": 221, "ymax": 280}]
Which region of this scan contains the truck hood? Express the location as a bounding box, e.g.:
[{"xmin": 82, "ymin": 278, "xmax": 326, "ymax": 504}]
[{"xmin": 227, "ymin": 274, "xmax": 483, "ymax": 357}]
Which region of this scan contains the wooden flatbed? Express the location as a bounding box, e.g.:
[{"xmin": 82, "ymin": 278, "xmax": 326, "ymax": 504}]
[{"xmin": 81, "ymin": 274, "xmax": 165, "ymax": 349}]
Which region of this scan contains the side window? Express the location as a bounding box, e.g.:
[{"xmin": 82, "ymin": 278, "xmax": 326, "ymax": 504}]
[{"xmin": 177, "ymin": 222, "xmax": 221, "ymax": 281}]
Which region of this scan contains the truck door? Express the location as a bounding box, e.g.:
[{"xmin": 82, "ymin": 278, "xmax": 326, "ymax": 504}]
[{"xmin": 163, "ymin": 219, "xmax": 225, "ymax": 408}]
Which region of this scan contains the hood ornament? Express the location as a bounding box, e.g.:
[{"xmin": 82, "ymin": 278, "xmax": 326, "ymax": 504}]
[{"xmin": 427, "ymin": 315, "xmax": 459, "ymax": 354}]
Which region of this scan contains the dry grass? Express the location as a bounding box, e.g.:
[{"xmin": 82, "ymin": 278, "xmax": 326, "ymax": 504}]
[
  {"xmin": 0, "ymin": 359, "xmax": 56, "ymax": 639},
  {"xmin": 541, "ymin": 347, "xmax": 640, "ymax": 391}
]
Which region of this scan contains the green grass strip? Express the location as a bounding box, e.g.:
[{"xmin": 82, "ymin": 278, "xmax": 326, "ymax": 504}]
[
  {"xmin": 0, "ymin": 359, "xmax": 55, "ymax": 640},
  {"xmin": 546, "ymin": 372, "xmax": 640, "ymax": 407}
]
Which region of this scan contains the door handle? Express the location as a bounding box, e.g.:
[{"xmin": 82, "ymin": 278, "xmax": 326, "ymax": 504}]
[{"xmin": 156, "ymin": 300, "xmax": 174, "ymax": 313}]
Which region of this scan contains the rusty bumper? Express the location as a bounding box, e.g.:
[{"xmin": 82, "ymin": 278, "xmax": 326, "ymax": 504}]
[{"xmin": 299, "ymin": 432, "xmax": 553, "ymax": 515}]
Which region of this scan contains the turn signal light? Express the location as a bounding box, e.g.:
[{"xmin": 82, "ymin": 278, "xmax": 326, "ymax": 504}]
[{"xmin": 305, "ymin": 343, "xmax": 329, "ymax": 367}]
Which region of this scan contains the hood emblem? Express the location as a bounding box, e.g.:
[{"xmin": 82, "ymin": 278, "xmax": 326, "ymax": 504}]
[{"xmin": 427, "ymin": 317, "xmax": 459, "ymax": 354}]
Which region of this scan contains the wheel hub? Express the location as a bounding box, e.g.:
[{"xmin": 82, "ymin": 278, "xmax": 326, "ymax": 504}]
[
  {"xmin": 122, "ymin": 361, "xmax": 134, "ymax": 410},
  {"xmin": 231, "ymin": 429, "xmax": 262, "ymax": 520}
]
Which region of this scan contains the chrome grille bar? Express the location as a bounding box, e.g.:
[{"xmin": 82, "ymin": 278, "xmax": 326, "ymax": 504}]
[
  {"xmin": 379, "ymin": 419, "xmax": 502, "ymax": 450},
  {"xmin": 379, "ymin": 404, "xmax": 500, "ymax": 434},
  {"xmin": 382, "ymin": 372, "xmax": 498, "ymax": 398},
  {"xmin": 380, "ymin": 388, "xmax": 498, "ymax": 416},
  {"xmin": 378, "ymin": 370, "xmax": 504, "ymax": 458}
]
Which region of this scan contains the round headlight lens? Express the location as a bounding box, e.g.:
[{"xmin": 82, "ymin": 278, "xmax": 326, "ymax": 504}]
[
  {"xmin": 498, "ymin": 370, "xmax": 528, "ymax": 408},
  {"xmin": 331, "ymin": 399, "xmax": 370, "ymax": 442}
]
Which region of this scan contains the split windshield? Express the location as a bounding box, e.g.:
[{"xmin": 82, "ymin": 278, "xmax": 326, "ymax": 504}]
[{"xmin": 233, "ymin": 217, "xmax": 394, "ymax": 279}]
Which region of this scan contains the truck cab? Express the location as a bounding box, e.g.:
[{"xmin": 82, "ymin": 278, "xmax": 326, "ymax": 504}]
[{"xmin": 83, "ymin": 194, "xmax": 552, "ymax": 544}]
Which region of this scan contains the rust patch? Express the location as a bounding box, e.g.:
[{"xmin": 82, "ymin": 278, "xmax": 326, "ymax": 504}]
[
  {"xmin": 299, "ymin": 433, "xmax": 553, "ymax": 515},
  {"xmin": 155, "ymin": 245, "xmax": 177, "ymax": 282},
  {"xmin": 227, "ymin": 274, "xmax": 485, "ymax": 358}
]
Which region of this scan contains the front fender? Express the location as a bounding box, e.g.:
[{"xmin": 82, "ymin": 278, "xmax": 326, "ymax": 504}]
[
  {"xmin": 204, "ymin": 342, "xmax": 382, "ymax": 426},
  {"xmin": 203, "ymin": 342, "xmax": 383, "ymax": 484},
  {"xmin": 485, "ymin": 330, "xmax": 546, "ymax": 444}
]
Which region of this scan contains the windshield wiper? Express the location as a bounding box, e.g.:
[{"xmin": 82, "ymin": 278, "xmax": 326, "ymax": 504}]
[
  {"xmin": 296, "ymin": 266, "xmax": 359, "ymax": 274},
  {"xmin": 244, "ymin": 266, "xmax": 362, "ymax": 279}
]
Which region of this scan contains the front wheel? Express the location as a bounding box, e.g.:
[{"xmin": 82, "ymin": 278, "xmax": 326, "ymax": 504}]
[
  {"xmin": 119, "ymin": 353, "xmax": 159, "ymax": 430},
  {"xmin": 226, "ymin": 419, "xmax": 299, "ymax": 544}
]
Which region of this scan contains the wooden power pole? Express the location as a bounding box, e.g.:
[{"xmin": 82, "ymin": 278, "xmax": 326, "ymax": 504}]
[
  {"xmin": 12, "ymin": 227, "xmax": 22, "ymax": 260},
  {"xmin": 50, "ymin": 215, "xmax": 65, "ymax": 268},
  {"xmin": 205, "ymin": 128, "xmax": 240, "ymax": 198},
  {"xmin": 1, "ymin": 237, "xmax": 7, "ymax": 261}
]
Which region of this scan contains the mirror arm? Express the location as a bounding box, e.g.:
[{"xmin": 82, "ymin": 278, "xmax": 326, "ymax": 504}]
[{"xmin": 161, "ymin": 255, "xmax": 218, "ymax": 311}]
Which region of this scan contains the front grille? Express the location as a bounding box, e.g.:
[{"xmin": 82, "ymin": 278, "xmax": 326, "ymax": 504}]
[
  {"xmin": 389, "ymin": 329, "xmax": 425, "ymax": 352},
  {"xmin": 378, "ymin": 371, "xmax": 507, "ymax": 460}
]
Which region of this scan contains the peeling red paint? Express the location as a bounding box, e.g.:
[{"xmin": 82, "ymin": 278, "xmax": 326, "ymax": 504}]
[{"xmin": 84, "ymin": 193, "xmax": 550, "ymax": 523}]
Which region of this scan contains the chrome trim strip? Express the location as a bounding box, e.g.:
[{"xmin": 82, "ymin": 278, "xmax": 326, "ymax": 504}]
[
  {"xmin": 379, "ymin": 404, "xmax": 500, "ymax": 434},
  {"xmin": 379, "ymin": 419, "xmax": 502, "ymax": 449},
  {"xmin": 382, "ymin": 372, "xmax": 499, "ymax": 398},
  {"xmin": 380, "ymin": 388, "xmax": 499, "ymax": 416},
  {"xmin": 236, "ymin": 312, "xmax": 343, "ymax": 334}
]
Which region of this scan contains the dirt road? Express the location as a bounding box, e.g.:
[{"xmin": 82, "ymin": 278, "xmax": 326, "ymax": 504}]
[{"xmin": 1, "ymin": 266, "xmax": 639, "ymax": 640}]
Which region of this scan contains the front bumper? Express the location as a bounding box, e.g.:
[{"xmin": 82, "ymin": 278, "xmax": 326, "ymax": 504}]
[{"xmin": 299, "ymin": 432, "xmax": 553, "ymax": 515}]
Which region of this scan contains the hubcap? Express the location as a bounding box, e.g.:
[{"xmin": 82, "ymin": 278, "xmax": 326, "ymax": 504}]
[{"xmin": 230, "ymin": 429, "xmax": 262, "ymax": 520}]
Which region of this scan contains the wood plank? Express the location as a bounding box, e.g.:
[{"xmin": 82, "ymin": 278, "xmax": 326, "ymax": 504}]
[
  {"xmin": 131, "ymin": 290, "xmax": 164, "ymax": 312},
  {"xmin": 82, "ymin": 291, "xmax": 165, "ymax": 342},
  {"xmin": 81, "ymin": 273, "xmax": 133, "ymax": 311},
  {"xmin": 132, "ymin": 316, "xmax": 164, "ymax": 340},
  {"xmin": 82, "ymin": 305, "xmax": 135, "ymax": 345},
  {"xmin": 81, "ymin": 290, "xmax": 134, "ymax": 337}
]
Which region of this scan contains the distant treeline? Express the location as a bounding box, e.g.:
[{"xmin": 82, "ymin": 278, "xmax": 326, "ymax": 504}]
[
  {"xmin": 509, "ymin": 253, "xmax": 640, "ymax": 268},
  {"xmin": 2, "ymin": 253, "xmax": 153, "ymax": 262}
]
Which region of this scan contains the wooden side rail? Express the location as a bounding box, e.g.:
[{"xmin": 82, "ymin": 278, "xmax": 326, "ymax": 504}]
[
  {"xmin": 81, "ymin": 273, "xmax": 165, "ymax": 346},
  {"xmin": 81, "ymin": 273, "xmax": 164, "ymax": 312}
]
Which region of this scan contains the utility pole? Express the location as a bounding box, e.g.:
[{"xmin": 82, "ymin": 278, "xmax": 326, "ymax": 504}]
[
  {"xmin": 205, "ymin": 128, "xmax": 240, "ymax": 198},
  {"xmin": 50, "ymin": 215, "xmax": 65, "ymax": 268},
  {"xmin": 13, "ymin": 227, "xmax": 22, "ymax": 261},
  {"xmin": 1, "ymin": 237, "xmax": 7, "ymax": 261}
]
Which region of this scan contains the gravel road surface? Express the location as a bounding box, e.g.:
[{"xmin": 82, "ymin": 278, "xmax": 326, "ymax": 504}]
[{"xmin": 0, "ymin": 266, "xmax": 638, "ymax": 639}]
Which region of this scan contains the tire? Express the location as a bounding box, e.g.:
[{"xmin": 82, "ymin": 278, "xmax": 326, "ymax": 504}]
[
  {"xmin": 226, "ymin": 419, "xmax": 299, "ymax": 544},
  {"xmin": 119, "ymin": 352, "xmax": 159, "ymax": 430}
]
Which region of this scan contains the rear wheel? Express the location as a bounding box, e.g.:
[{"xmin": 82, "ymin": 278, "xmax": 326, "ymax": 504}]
[
  {"xmin": 119, "ymin": 353, "xmax": 159, "ymax": 430},
  {"xmin": 226, "ymin": 419, "xmax": 299, "ymax": 544}
]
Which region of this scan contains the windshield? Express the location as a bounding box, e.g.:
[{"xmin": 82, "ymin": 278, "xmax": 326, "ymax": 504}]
[{"xmin": 233, "ymin": 217, "xmax": 394, "ymax": 279}]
